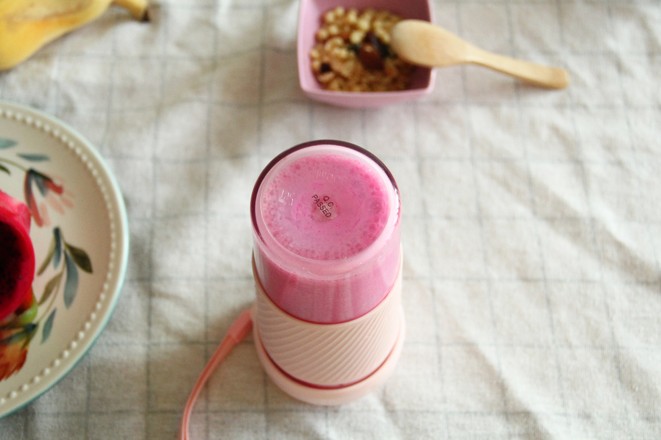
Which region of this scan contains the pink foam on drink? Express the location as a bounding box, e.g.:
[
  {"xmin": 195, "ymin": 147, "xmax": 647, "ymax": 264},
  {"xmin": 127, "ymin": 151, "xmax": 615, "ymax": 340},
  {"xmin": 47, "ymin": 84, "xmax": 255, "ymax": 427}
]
[
  {"xmin": 262, "ymin": 153, "xmax": 389, "ymax": 260},
  {"xmin": 252, "ymin": 141, "xmax": 401, "ymax": 324}
]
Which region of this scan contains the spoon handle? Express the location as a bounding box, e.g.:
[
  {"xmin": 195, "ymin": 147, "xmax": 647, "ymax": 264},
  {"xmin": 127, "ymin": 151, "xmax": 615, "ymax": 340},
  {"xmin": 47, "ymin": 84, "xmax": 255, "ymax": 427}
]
[{"xmin": 468, "ymin": 47, "xmax": 570, "ymax": 89}]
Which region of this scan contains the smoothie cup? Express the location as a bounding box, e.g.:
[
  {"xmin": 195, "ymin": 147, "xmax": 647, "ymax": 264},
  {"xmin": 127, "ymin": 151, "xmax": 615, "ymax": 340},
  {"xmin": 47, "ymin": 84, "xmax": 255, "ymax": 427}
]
[{"xmin": 250, "ymin": 140, "xmax": 404, "ymax": 404}]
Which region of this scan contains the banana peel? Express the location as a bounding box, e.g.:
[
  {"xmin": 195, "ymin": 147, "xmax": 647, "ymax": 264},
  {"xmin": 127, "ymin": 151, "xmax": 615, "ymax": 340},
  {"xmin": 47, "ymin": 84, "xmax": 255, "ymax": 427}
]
[{"xmin": 0, "ymin": 0, "xmax": 150, "ymax": 71}]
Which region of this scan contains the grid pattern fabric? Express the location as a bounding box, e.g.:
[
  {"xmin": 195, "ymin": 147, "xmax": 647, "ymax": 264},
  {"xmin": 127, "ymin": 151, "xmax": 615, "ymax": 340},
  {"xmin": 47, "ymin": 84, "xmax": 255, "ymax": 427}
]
[{"xmin": 1, "ymin": 0, "xmax": 660, "ymax": 438}]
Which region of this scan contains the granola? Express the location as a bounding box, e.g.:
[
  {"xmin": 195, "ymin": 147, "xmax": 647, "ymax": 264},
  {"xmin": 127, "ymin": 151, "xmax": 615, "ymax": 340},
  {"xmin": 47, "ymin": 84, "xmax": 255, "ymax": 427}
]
[{"xmin": 310, "ymin": 7, "xmax": 415, "ymax": 92}]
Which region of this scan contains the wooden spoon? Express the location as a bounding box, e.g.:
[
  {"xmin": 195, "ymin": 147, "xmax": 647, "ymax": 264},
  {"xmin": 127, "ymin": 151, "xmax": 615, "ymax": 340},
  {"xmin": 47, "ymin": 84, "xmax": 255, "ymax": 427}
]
[{"xmin": 391, "ymin": 20, "xmax": 569, "ymax": 89}]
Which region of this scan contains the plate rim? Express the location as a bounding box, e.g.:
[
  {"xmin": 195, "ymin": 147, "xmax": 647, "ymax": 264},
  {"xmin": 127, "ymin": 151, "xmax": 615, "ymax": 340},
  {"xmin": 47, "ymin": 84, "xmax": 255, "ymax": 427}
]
[{"xmin": 0, "ymin": 100, "xmax": 130, "ymax": 418}]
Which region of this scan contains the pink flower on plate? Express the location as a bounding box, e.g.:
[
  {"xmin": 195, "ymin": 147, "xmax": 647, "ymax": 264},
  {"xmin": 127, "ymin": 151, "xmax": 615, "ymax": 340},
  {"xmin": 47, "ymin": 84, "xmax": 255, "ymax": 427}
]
[{"xmin": 23, "ymin": 169, "xmax": 72, "ymax": 227}]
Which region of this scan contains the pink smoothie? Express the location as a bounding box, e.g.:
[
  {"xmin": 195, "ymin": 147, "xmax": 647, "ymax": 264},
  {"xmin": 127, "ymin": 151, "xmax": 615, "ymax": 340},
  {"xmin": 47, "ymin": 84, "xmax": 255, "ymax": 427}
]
[{"xmin": 251, "ymin": 141, "xmax": 401, "ymax": 324}]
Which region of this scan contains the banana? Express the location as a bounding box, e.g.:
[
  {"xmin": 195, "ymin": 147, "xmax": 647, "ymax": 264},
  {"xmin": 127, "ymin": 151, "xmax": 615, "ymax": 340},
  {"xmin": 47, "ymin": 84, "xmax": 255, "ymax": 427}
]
[{"xmin": 0, "ymin": 0, "xmax": 150, "ymax": 71}]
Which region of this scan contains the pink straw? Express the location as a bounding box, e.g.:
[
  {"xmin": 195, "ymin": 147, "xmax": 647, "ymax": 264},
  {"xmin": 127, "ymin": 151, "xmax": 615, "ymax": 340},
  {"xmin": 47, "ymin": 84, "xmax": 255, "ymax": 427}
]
[{"xmin": 179, "ymin": 308, "xmax": 253, "ymax": 440}]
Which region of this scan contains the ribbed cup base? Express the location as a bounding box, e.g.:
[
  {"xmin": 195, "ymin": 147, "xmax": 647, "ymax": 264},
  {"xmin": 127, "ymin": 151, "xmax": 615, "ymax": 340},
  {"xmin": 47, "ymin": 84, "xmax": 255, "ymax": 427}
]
[{"xmin": 252, "ymin": 259, "xmax": 404, "ymax": 405}]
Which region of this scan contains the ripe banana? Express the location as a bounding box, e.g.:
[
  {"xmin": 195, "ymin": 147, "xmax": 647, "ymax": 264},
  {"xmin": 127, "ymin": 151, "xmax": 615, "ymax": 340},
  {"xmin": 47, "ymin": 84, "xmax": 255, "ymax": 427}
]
[{"xmin": 0, "ymin": 0, "xmax": 150, "ymax": 71}]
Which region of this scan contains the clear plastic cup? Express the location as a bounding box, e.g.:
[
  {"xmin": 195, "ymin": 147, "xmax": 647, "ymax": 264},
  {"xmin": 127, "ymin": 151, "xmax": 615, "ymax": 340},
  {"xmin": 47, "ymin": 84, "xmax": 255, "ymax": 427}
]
[{"xmin": 251, "ymin": 140, "xmax": 402, "ymax": 324}]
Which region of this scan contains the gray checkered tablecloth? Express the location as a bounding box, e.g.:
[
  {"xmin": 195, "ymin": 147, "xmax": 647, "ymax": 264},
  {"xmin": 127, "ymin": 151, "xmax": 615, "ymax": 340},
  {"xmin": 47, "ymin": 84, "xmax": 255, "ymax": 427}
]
[{"xmin": 1, "ymin": 0, "xmax": 660, "ymax": 438}]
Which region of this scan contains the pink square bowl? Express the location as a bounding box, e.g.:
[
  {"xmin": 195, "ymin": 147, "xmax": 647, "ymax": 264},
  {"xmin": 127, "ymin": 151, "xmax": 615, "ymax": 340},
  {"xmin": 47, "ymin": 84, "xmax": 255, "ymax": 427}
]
[{"xmin": 298, "ymin": 0, "xmax": 435, "ymax": 108}]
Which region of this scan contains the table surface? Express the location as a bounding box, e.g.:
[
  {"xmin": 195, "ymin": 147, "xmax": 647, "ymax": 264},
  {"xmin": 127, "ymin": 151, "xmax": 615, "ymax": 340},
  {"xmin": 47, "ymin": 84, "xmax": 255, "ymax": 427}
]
[{"xmin": 1, "ymin": 0, "xmax": 660, "ymax": 438}]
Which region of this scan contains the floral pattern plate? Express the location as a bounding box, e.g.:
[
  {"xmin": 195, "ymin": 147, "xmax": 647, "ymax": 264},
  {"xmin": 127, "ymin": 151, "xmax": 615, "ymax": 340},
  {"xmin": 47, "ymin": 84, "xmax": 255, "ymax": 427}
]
[{"xmin": 0, "ymin": 101, "xmax": 128, "ymax": 418}]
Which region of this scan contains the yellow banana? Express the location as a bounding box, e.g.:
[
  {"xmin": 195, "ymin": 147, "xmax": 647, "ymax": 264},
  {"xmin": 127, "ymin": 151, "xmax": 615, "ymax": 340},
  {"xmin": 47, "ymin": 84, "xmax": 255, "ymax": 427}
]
[{"xmin": 0, "ymin": 0, "xmax": 149, "ymax": 71}]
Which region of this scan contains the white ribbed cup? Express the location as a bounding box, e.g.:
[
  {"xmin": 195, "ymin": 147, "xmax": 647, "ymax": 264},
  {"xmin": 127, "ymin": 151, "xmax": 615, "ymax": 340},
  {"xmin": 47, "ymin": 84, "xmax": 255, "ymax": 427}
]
[{"xmin": 253, "ymin": 258, "xmax": 403, "ymax": 388}]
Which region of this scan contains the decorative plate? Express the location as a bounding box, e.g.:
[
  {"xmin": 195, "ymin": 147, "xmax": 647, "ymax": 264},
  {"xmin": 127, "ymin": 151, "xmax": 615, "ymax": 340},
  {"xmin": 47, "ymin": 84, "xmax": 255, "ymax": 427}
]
[{"xmin": 0, "ymin": 101, "xmax": 129, "ymax": 418}]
